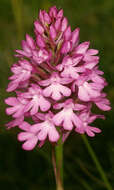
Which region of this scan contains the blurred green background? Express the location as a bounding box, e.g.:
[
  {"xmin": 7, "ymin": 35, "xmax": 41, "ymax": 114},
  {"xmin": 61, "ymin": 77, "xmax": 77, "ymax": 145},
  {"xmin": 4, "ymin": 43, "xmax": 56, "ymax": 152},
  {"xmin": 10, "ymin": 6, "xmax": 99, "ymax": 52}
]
[{"xmin": 0, "ymin": 0, "xmax": 114, "ymax": 189}]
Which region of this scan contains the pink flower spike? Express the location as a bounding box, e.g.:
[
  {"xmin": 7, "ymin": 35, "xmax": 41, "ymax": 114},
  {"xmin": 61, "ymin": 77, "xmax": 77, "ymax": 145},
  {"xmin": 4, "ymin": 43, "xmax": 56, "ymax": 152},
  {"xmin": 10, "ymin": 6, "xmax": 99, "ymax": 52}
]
[{"xmin": 5, "ymin": 6, "xmax": 111, "ymax": 150}]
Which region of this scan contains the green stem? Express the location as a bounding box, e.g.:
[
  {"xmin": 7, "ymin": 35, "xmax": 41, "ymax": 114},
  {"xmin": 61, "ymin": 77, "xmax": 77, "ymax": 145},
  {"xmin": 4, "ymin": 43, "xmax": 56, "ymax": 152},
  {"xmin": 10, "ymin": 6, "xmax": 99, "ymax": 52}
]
[
  {"xmin": 52, "ymin": 140, "xmax": 64, "ymax": 190},
  {"xmin": 81, "ymin": 134, "xmax": 112, "ymax": 190},
  {"xmin": 10, "ymin": 0, "xmax": 23, "ymax": 41},
  {"xmin": 56, "ymin": 139, "xmax": 63, "ymax": 183}
]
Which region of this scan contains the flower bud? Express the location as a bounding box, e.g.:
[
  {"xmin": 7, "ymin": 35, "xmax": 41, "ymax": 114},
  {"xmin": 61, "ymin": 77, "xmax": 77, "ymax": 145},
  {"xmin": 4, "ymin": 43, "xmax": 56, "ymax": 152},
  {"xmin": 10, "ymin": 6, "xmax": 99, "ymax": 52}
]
[
  {"xmin": 61, "ymin": 17, "xmax": 68, "ymax": 32},
  {"xmin": 34, "ymin": 20, "xmax": 44, "ymax": 34}
]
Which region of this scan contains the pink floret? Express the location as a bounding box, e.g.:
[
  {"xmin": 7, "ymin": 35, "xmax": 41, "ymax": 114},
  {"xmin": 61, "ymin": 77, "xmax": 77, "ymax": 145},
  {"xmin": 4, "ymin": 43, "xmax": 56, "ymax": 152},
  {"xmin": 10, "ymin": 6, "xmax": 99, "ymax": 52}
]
[{"xmin": 18, "ymin": 113, "xmax": 59, "ymax": 150}]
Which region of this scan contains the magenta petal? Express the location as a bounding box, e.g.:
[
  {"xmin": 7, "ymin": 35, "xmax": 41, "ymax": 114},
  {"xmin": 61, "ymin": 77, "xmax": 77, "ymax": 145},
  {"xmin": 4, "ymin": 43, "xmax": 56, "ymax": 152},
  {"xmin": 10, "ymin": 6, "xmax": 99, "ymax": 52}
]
[
  {"xmin": 52, "ymin": 90, "xmax": 61, "ymax": 100},
  {"xmin": 60, "ymin": 85, "xmax": 71, "ymax": 97},
  {"xmin": 73, "ymin": 114, "xmax": 83, "ymax": 129},
  {"xmin": 53, "ymin": 112, "xmax": 64, "ymax": 126},
  {"xmin": 7, "ymin": 81, "xmax": 19, "ymax": 92},
  {"xmin": 44, "ymin": 12, "xmax": 51, "ymax": 24},
  {"xmin": 75, "ymin": 41, "xmax": 90, "ymax": 54},
  {"xmin": 75, "ymin": 127, "xmax": 85, "ymax": 134},
  {"xmin": 78, "ymin": 86, "xmax": 90, "ymax": 101},
  {"xmin": 57, "ymin": 9, "xmax": 63, "ymax": 18},
  {"xmin": 39, "ymin": 79, "xmax": 50, "ymax": 86},
  {"xmin": 19, "ymin": 121, "xmax": 31, "ymax": 131},
  {"xmin": 50, "ymin": 25, "xmax": 57, "ymax": 39},
  {"xmin": 48, "ymin": 128, "xmax": 59, "ymax": 142},
  {"xmin": 26, "ymin": 34, "xmax": 35, "ymax": 49},
  {"xmin": 43, "ymin": 86, "xmax": 52, "ymax": 97},
  {"xmin": 21, "ymin": 40, "xmax": 31, "ymax": 54},
  {"xmin": 39, "ymin": 97, "xmax": 51, "ymax": 112},
  {"xmin": 71, "ymin": 28, "xmax": 80, "ymax": 45},
  {"xmin": 13, "ymin": 108, "xmax": 24, "ymax": 118},
  {"xmin": 30, "ymin": 124, "xmax": 41, "ymax": 133},
  {"xmin": 74, "ymin": 104, "xmax": 86, "ymax": 111},
  {"xmin": 87, "ymin": 49, "xmax": 99, "ymax": 55},
  {"xmin": 34, "ymin": 21, "xmax": 44, "ymax": 34},
  {"xmin": 24, "ymin": 101, "xmax": 33, "ymax": 113},
  {"xmin": 6, "ymin": 107, "xmax": 17, "ymax": 115},
  {"xmin": 61, "ymin": 41, "xmax": 71, "ymax": 54},
  {"xmin": 36, "ymin": 35, "xmax": 45, "ymax": 48},
  {"xmin": 91, "ymin": 127, "xmax": 101, "ymax": 133},
  {"xmin": 49, "ymin": 6, "xmax": 57, "ymax": 18},
  {"xmin": 61, "ymin": 17, "xmax": 68, "ymax": 32},
  {"xmin": 86, "ymin": 129, "xmax": 95, "ymax": 137},
  {"xmin": 38, "ymin": 130, "xmax": 47, "ymax": 141},
  {"xmin": 64, "ymin": 26, "xmax": 71, "ymax": 40},
  {"xmin": 96, "ymin": 102, "xmax": 111, "ymax": 111},
  {"xmin": 55, "ymin": 18, "xmax": 61, "ymax": 30},
  {"xmin": 18, "ymin": 132, "xmax": 34, "ymax": 141},
  {"xmin": 22, "ymin": 136, "xmax": 38, "ymax": 151},
  {"xmin": 63, "ymin": 119, "xmax": 73, "ymax": 130},
  {"xmin": 5, "ymin": 97, "xmax": 18, "ymax": 106},
  {"xmin": 53, "ymin": 102, "xmax": 64, "ymax": 109},
  {"xmin": 15, "ymin": 49, "xmax": 31, "ymax": 57},
  {"xmin": 6, "ymin": 117, "xmax": 24, "ymax": 129}
]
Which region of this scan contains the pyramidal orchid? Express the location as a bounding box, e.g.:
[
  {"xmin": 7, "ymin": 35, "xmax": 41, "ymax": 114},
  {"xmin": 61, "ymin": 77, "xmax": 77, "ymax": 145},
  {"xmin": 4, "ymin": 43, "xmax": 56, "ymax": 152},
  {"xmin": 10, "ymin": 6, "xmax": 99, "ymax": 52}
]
[
  {"xmin": 5, "ymin": 6, "xmax": 111, "ymax": 190},
  {"xmin": 5, "ymin": 5, "xmax": 111, "ymax": 149}
]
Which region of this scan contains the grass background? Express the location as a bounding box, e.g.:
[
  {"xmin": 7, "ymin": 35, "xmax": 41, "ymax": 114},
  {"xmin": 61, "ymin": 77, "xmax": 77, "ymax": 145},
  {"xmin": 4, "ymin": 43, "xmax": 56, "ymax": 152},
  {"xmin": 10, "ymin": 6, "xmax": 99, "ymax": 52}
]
[{"xmin": 0, "ymin": 0, "xmax": 114, "ymax": 189}]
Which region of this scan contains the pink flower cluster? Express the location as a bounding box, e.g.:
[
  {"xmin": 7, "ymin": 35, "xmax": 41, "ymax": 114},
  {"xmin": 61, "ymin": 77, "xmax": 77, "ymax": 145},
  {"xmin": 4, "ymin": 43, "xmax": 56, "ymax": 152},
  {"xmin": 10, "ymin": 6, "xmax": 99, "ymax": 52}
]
[{"xmin": 5, "ymin": 6, "xmax": 111, "ymax": 151}]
